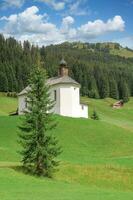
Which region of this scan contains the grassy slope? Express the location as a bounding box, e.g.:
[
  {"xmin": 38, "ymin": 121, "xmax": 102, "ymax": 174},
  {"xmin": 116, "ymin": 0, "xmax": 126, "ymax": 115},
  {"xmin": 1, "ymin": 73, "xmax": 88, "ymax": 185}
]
[
  {"xmin": 0, "ymin": 93, "xmax": 17, "ymax": 115},
  {"xmin": 0, "ymin": 96, "xmax": 133, "ymax": 199},
  {"xmin": 110, "ymin": 48, "xmax": 133, "ymax": 58},
  {"xmin": 72, "ymin": 42, "xmax": 133, "ymax": 58}
]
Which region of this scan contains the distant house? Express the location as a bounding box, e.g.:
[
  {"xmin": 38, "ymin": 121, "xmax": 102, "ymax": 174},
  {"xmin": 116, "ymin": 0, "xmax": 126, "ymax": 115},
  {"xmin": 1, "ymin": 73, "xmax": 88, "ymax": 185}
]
[
  {"xmin": 18, "ymin": 59, "xmax": 88, "ymax": 118},
  {"xmin": 113, "ymin": 100, "xmax": 124, "ymax": 109}
]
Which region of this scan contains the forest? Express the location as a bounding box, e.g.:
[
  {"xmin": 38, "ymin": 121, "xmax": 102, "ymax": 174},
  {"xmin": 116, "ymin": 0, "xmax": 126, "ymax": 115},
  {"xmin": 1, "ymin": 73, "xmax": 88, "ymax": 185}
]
[{"xmin": 0, "ymin": 34, "xmax": 133, "ymax": 102}]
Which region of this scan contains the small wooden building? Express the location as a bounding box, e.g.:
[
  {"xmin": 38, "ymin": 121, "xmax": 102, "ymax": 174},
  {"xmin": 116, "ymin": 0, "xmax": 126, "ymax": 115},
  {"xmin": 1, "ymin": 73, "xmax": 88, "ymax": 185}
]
[{"xmin": 113, "ymin": 100, "xmax": 124, "ymax": 109}]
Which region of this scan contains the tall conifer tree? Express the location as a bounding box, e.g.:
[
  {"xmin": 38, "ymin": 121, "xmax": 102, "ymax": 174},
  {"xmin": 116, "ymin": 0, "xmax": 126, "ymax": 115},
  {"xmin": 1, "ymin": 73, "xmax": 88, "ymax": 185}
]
[
  {"xmin": 99, "ymin": 76, "xmax": 110, "ymax": 98},
  {"xmin": 0, "ymin": 72, "xmax": 8, "ymax": 92},
  {"xmin": 109, "ymin": 78, "xmax": 119, "ymax": 99},
  {"xmin": 119, "ymin": 80, "xmax": 129, "ymax": 103},
  {"xmin": 18, "ymin": 67, "xmax": 61, "ymax": 177}
]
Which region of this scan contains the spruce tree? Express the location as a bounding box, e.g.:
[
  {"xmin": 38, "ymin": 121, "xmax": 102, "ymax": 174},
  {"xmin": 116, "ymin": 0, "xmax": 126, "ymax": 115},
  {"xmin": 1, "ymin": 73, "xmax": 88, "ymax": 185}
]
[
  {"xmin": 88, "ymin": 76, "xmax": 99, "ymax": 99},
  {"xmin": 91, "ymin": 110, "xmax": 99, "ymax": 120},
  {"xmin": 109, "ymin": 78, "xmax": 119, "ymax": 99},
  {"xmin": 0, "ymin": 72, "xmax": 8, "ymax": 92},
  {"xmin": 119, "ymin": 81, "xmax": 130, "ymax": 103},
  {"xmin": 18, "ymin": 67, "xmax": 61, "ymax": 177},
  {"xmin": 99, "ymin": 76, "xmax": 109, "ymax": 99}
]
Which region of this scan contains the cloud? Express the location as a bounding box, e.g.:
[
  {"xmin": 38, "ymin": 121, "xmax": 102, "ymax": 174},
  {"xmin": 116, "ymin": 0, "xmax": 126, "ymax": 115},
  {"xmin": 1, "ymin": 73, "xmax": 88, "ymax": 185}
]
[
  {"xmin": 1, "ymin": 6, "xmax": 54, "ymax": 34},
  {"xmin": 67, "ymin": 0, "xmax": 90, "ymax": 16},
  {"xmin": 0, "ymin": 6, "xmax": 125, "ymax": 46},
  {"xmin": 60, "ymin": 16, "xmax": 76, "ymax": 39},
  {"xmin": 78, "ymin": 16, "xmax": 125, "ymax": 39},
  {"xmin": 1, "ymin": 0, "xmax": 65, "ymax": 10},
  {"xmin": 37, "ymin": 0, "xmax": 89, "ymax": 15},
  {"xmin": 38, "ymin": 0, "xmax": 65, "ymax": 10},
  {"xmin": 61, "ymin": 16, "xmax": 74, "ymax": 31},
  {"xmin": 0, "ymin": 0, "xmax": 25, "ymax": 8}
]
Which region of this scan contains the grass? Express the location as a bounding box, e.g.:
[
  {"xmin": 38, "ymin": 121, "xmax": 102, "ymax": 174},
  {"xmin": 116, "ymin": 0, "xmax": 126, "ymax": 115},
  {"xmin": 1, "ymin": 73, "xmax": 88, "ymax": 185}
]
[
  {"xmin": 0, "ymin": 95, "xmax": 133, "ymax": 199},
  {"xmin": 110, "ymin": 48, "xmax": 133, "ymax": 58},
  {"xmin": 1, "ymin": 167, "xmax": 133, "ymax": 200},
  {"xmin": 0, "ymin": 93, "xmax": 17, "ymax": 115}
]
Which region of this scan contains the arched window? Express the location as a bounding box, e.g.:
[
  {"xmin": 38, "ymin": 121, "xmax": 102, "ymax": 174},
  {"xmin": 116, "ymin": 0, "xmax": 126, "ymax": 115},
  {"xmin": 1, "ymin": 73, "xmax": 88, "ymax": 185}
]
[
  {"xmin": 54, "ymin": 90, "xmax": 57, "ymax": 101},
  {"xmin": 25, "ymin": 98, "xmax": 28, "ymax": 108}
]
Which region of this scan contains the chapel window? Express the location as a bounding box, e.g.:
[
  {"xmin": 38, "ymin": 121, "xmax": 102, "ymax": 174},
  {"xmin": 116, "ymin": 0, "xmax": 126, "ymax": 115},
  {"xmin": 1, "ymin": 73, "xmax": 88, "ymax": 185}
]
[{"xmin": 54, "ymin": 90, "xmax": 57, "ymax": 101}]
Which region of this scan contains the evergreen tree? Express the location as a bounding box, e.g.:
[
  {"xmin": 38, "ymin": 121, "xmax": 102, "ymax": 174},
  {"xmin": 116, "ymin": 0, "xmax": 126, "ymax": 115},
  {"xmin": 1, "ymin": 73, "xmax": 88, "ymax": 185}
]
[
  {"xmin": 18, "ymin": 67, "xmax": 61, "ymax": 177},
  {"xmin": 119, "ymin": 80, "xmax": 129, "ymax": 102},
  {"xmin": 109, "ymin": 78, "xmax": 119, "ymax": 99},
  {"xmin": 99, "ymin": 76, "xmax": 109, "ymax": 99},
  {"xmin": 88, "ymin": 76, "xmax": 99, "ymax": 99},
  {"xmin": 0, "ymin": 34, "xmax": 132, "ymax": 99},
  {"xmin": 0, "ymin": 72, "xmax": 8, "ymax": 92},
  {"xmin": 91, "ymin": 110, "xmax": 99, "ymax": 120}
]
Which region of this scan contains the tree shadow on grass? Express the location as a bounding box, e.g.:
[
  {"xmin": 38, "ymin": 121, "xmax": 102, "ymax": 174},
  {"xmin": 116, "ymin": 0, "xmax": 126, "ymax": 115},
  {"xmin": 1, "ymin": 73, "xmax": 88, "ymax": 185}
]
[
  {"xmin": 9, "ymin": 165, "xmax": 56, "ymax": 180},
  {"xmin": 0, "ymin": 163, "xmax": 36, "ymax": 177},
  {"xmin": 0, "ymin": 161, "xmax": 61, "ymax": 180},
  {"xmin": 11, "ymin": 165, "xmax": 39, "ymax": 177}
]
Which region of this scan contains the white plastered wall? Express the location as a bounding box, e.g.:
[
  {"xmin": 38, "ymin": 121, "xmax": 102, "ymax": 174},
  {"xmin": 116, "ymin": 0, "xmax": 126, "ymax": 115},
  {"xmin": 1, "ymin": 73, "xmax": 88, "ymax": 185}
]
[
  {"xmin": 18, "ymin": 83, "xmax": 88, "ymax": 118},
  {"xmin": 57, "ymin": 84, "xmax": 88, "ymax": 118},
  {"xmin": 49, "ymin": 85, "xmax": 60, "ymax": 114},
  {"xmin": 18, "ymin": 94, "xmax": 26, "ymax": 115},
  {"xmin": 59, "ymin": 85, "xmax": 73, "ymax": 117}
]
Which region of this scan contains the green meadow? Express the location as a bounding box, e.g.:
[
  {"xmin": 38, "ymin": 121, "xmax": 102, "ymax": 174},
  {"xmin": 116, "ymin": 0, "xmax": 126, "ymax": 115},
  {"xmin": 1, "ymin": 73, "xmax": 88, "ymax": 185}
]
[{"xmin": 0, "ymin": 94, "xmax": 133, "ymax": 200}]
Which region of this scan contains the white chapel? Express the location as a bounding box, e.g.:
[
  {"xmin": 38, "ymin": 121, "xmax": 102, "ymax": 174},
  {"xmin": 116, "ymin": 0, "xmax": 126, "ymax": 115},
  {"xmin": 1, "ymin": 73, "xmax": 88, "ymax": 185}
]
[{"xmin": 18, "ymin": 59, "xmax": 88, "ymax": 118}]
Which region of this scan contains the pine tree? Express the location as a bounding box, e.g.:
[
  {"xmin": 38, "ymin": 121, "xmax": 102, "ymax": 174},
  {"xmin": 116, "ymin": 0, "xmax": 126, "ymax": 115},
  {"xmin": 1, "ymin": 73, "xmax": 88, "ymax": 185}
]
[
  {"xmin": 88, "ymin": 76, "xmax": 99, "ymax": 99},
  {"xmin": 0, "ymin": 72, "xmax": 8, "ymax": 92},
  {"xmin": 99, "ymin": 76, "xmax": 109, "ymax": 99},
  {"xmin": 91, "ymin": 110, "xmax": 99, "ymax": 120},
  {"xmin": 18, "ymin": 67, "xmax": 61, "ymax": 177},
  {"xmin": 119, "ymin": 81, "xmax": 129, "ymax": 103},
  {"xmin": 109, "ymin": 78, "xmax": 119, "ymax": 99}
]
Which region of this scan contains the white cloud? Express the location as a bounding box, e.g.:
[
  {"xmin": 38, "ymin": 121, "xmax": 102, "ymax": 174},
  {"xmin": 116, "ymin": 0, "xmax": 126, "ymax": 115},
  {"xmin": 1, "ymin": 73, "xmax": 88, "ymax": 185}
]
[
  {"xmin": 68, "ymin": 0, "xmax": 89, "ymax": 16},
  {"xmin": 38, "ymin": 0, "xmax": 65, "ymax": 10},
  {"xmin": 78, "ymin": 16, "xmax": 125, "ymax": 39},
  {"xmin": 52, "ymin": 1, "xmax": 65, "ymax": 10},
  {"xmin": 1, "ymin": 6, "xmax": 54, "ymax": 34},
  {"xmin": 61, "ymin": 16, "xmax": 74, "ymax": 32},
  {"xmin": 1, "ymin": 0, "xmax": 25, "ymax": 8},
  {"xmin": 62, "ymin": 16, "xmax": 74, "ymax": 25},
  {"xmin": 0, "ymin": 6, "xmax": 125, "ymax": 46},
  {"xmin": 61, "ymin": 16, "xmax": 76, "ymax": 39}
]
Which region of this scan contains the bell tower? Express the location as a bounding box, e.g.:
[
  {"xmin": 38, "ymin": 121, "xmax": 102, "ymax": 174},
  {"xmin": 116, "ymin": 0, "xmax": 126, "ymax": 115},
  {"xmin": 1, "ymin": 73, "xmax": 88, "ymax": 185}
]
[{"xmin": 58, "ymin": 58, "xmax": 69, "ymax": 77}]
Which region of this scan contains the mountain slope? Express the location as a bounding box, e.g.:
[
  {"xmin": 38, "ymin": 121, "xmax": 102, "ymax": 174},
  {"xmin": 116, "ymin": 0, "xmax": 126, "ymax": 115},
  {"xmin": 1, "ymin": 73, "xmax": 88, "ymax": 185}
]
[
  {"xmin": 66, "ymin": 41, "xmax": 133, "ymax": 58},
  {"xmin": 0, "ymin": 95, "xmax": 133, "ymax": 199}
]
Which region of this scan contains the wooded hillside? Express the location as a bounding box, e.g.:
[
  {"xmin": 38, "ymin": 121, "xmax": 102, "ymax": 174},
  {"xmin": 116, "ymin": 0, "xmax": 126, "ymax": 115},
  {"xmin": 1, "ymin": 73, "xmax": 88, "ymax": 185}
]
[{"xmin": 0, "ymin": 34, "xmax": 133, "ymax": 102}]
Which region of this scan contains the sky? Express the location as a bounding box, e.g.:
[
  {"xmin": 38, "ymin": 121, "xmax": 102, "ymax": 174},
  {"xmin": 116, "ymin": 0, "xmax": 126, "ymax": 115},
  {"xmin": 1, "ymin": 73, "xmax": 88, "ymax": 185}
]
[{"xmin": 0, "ymin": 0, "xmax": 132, "ymax": 48}]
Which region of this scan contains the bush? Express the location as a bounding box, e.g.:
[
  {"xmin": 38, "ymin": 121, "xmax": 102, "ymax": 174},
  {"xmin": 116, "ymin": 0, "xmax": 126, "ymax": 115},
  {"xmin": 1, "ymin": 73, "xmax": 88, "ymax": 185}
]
[{"xmin": 7, "ymin": 92, "xmax": 17, "ymax": 98}]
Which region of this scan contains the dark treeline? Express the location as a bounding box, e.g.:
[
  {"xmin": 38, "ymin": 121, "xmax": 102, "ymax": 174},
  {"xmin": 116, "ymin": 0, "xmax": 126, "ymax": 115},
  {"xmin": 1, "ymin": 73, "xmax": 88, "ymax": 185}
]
[
  {"xmin": 0, "ymin": 34, "xmax": 39, "ymax": 92},
  {"xmin": 44, "ymin": 43, "xmax": 133, "ymax": 102},
  {"xmin": 0, "ymin": 34, "xmax": 133, "ymax": 102}
]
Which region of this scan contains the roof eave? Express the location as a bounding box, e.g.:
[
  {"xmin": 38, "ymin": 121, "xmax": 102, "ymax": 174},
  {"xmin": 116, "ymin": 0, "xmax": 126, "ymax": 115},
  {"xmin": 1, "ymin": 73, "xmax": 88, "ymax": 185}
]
[
  {"xmin": 18, "ymin": 92, "xmax": 27, "ymax": 96},
  {"xmin": 49, "ymin": 82, "xmax": 81, "ymax": 87}
]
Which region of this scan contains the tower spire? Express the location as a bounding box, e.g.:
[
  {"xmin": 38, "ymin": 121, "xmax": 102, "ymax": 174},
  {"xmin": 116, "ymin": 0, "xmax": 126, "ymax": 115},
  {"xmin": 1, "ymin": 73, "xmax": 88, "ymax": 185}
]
[{"xmin": 59, "ymin": 58, "xmax": 69, "ymax": 76}]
